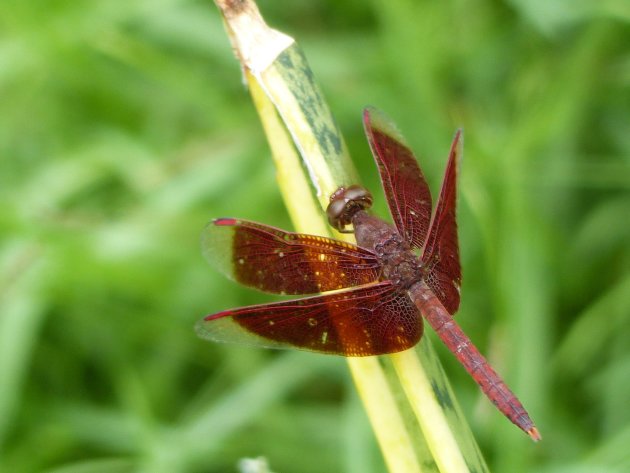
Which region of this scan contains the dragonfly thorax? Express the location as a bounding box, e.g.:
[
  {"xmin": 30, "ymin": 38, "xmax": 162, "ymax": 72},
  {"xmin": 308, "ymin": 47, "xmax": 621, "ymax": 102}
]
[
  {"xmin": 377, "ymin": 244, "xmax": 423, "ymax": 289},
  {"xmin": 351, "ymin": 210, "xmax": 424, "ymax": 289}
]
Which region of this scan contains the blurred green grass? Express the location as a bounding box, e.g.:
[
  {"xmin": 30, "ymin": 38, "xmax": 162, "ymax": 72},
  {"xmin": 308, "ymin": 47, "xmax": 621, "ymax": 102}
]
[{"xmin": 1, "ymin": 1, "xmax": 629, "ymax": 472}]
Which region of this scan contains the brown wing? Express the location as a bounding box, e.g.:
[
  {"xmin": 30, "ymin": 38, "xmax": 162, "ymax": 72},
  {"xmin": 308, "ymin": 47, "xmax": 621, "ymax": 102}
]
[
  {"xmin": 422, "ymin": 130, "xmax": 463, "ymax": 315},
  {"xmin": 203, "ymin": 218, "xmax": 380, "ymax": 295},
  {"xmin": 196, "ymin": 282, "xmax": 423, "ymax": 356},
  {"xmin": 363, "ymin": 107, "xmax": 433, "ymax": 250}
]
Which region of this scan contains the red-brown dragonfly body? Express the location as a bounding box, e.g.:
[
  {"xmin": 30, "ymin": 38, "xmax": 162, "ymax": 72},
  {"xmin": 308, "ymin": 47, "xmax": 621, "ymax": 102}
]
[{"xmin": 198, "ymin": 108, "xmax": 540, "ymax": 440}]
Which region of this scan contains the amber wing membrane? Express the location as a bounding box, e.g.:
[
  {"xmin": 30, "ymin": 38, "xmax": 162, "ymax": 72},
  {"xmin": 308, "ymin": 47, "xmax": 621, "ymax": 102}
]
[
  {"xmin": 196, "ymin": 282, "xmax": 423, "ymax": 356},
  {"xmin": 421, "ymin": 130, "xmax": 463, "ymax": 315},
  {"xmin": 202, "ymin": 218, "xmax": 380, "ymax": 295},
  {"xmin": 363, "ymin": 107, "xmax": 433, "ymax": 250}
]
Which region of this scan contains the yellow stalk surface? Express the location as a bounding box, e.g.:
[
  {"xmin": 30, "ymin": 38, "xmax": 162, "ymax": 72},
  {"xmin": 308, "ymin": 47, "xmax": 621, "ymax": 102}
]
[{"xmin": 213, "ymin": 1, "xmax": 489, "ymax": 471}]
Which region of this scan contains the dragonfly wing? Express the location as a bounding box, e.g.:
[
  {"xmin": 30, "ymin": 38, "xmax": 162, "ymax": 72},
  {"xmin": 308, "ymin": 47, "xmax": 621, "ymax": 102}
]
[
  {"xmin": 203, "ymin": 218, "xmax": 380, "ymax": 295},
  {"xmin": 196, "ymin": 281, "xmax": 422, "ymax": 356},
  {"xmin": 422, "ymin": 130, "xmax": 463, "ymax": 315},
  {"xmin": 363, "ymin": 107, "xmax": 433, "ymax": 250}
]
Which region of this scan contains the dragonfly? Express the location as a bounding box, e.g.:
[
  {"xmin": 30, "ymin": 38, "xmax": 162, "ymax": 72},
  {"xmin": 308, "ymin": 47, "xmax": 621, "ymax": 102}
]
[{"xmin": 197, "ymin": 107, "xmax": 540, "ymax": 441}]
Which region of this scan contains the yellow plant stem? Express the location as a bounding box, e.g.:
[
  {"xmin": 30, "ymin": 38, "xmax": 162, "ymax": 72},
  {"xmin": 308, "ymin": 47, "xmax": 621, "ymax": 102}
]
[
  {"xmin": 248, "ymin": 72, "xmax": 423, "ymax": 473},
  {"xmin": 391, "ymin": 349, "xmax": 470, "ymax": 472},
  {"xmin": 214, "ymin": 1, "xmax": 489, "ymax": 471},
  {"xmin": 347, "ymin": 357, "xmax": 423, "ymax": 473}
]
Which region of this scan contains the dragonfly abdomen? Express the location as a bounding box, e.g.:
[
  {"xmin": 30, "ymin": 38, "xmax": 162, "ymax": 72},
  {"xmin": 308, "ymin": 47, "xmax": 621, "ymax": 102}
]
[{"xmin": 409, "ymin": 280, "xmax": 540, "ymax": 441}]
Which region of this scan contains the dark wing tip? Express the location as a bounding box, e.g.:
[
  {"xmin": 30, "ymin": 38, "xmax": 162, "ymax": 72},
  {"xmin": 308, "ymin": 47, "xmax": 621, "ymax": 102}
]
[
  {"xmin": 213, "ymin": 218, "xmax": 238, "ymax": 226},
  {"xmin": 363, "ymin": 106, "xmax": 377, "ymax": 125},
  {"xmin": 453, "ymin": 127, "xmax": 463, "ymax": 142},
  {"xmin": 363, "ymin": 107, "xmax": 408, "ymax": 146},
  {"xmin": 451, "ymin": 129, "xmax": 463, "ymax": 159},
  {"xmin": 202, "ymin": 309, "xmax": 233, "ymax": 322}
]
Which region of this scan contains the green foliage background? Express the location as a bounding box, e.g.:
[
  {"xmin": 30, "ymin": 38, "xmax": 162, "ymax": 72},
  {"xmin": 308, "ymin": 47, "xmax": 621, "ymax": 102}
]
[{"xmin": 1, "ymin": 1, "xmax": 629, "ymax": 472}]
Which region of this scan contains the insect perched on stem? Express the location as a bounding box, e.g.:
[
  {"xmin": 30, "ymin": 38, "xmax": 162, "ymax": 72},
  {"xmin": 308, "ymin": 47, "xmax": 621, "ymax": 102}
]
[{"xmin": 198, "ymin": 107, "xmax": 540, "ymax": 441}]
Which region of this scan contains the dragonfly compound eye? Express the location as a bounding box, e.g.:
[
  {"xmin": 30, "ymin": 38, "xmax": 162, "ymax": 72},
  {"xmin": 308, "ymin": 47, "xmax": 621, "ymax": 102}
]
[{"xmin": 326, "ymin": 185, "xmax": 373, "ymax": 232}]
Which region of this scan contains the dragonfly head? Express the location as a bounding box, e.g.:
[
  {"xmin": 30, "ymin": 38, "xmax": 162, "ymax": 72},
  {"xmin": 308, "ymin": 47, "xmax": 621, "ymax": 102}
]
[{"xmin": 327, "ymin": 185, "xmax": 373, "ymax": 233}]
